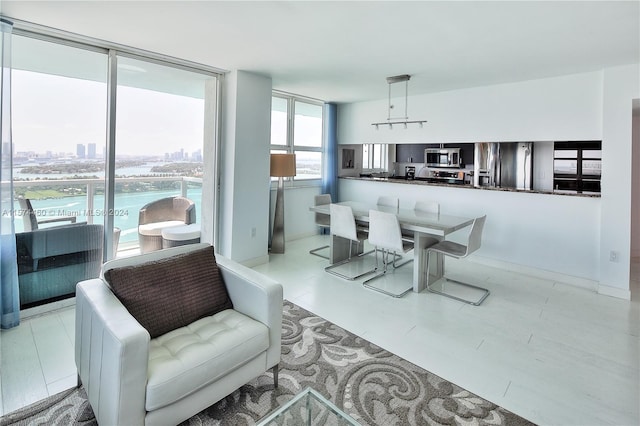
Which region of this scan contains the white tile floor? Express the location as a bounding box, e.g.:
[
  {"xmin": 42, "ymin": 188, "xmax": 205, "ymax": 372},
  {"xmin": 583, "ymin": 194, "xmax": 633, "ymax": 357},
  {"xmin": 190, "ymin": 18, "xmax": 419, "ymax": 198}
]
[
  {"xmin": 0, "ymin": 302, "xmax": 77, "ymax": 415},
  {"xmin": 1, "ymin": 235, "xmax": 639, "ymax": 426}
]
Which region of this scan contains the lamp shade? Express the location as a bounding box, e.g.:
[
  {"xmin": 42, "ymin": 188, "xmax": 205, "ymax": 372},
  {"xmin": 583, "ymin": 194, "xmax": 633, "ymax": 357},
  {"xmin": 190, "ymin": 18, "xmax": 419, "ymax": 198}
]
[{"xmin": 270, "ymin": 153, "xmax": 296, "ymax": 177}]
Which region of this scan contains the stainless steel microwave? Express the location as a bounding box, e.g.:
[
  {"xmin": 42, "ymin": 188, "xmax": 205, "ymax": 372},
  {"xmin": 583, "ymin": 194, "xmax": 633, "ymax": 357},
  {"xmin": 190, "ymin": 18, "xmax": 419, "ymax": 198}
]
[{"xmin": 424, "ymin": 148, "xmax": 462, "ymax": 168}]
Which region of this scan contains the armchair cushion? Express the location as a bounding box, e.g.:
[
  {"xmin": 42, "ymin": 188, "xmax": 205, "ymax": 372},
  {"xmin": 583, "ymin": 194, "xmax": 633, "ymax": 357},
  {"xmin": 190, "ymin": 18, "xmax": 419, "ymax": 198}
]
[
  {"xmin": 146, "ymin": 309, "xmax": 269, "ymax": 411},
  {"xmin": 104, "ymin": 245, "xmax": 233, "ymax": 338}
]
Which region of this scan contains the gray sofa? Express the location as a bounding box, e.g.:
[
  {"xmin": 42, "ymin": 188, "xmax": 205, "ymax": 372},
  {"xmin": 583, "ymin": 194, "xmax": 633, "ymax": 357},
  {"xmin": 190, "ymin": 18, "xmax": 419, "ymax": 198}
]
[{"xmin": 75, "ymin": 243, "xmax": 283, "ymax": 426}]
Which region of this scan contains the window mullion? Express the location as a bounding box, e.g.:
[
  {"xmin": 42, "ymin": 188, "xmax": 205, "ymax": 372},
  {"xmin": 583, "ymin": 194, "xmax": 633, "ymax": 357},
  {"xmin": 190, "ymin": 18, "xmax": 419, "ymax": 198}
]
[
  {"xmin": 103, "ymin": 50, "xmax": 118, "ymax": 260},
  {"xmin": 288, "ymin": 97, "xmax": 295, "ymax": 153}
]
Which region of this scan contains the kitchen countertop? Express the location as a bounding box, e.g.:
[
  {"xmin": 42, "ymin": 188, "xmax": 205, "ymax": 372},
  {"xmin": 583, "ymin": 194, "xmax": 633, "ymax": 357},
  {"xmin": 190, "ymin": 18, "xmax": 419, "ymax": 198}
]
[{"xmin": 340, "ymin": 176, "xmax": 601, "ymax": 198}]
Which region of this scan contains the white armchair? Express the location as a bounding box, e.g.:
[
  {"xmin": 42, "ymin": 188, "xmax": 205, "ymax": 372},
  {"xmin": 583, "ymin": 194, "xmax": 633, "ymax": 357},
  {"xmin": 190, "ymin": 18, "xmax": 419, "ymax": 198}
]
[{"xmin": 75, "ymin": 243, "xmax": 283, "ymax": 426}]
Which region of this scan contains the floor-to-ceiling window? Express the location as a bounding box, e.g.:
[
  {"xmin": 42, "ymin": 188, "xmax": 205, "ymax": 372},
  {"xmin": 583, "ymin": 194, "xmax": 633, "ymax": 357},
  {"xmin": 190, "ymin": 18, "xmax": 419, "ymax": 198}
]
[
  {"xmin": 114, "ymin": 56, "xmax": 212, "ymax": 251},
  {"xmin": 9, "ymin": 30, "xmax": 219, "ymax": 309},
  {"xmin": 11, "ymin": 34, "xmax": 108, "ymax": 309},
  {"xmin": 270, "ymin": 92, "xmax": 324, "ymax": 181}
]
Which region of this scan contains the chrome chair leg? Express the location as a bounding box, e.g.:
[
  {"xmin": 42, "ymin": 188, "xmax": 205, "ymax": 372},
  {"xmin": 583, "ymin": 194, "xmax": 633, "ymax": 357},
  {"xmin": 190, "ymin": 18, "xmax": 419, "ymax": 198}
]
[
  {"xmin": 425, "ymin": 250, "xmax": 490, "ymax": 306},
  {"xmin": 363, "ymin": 248, "xmax": 413, "ymax": 298},
  {"xmin": 324, "ymin": 240, "xmax": 375, "ymax": 280},
  {"xmin": 391, "ymin": 250, "xmax": 412, "ymax": 269}
]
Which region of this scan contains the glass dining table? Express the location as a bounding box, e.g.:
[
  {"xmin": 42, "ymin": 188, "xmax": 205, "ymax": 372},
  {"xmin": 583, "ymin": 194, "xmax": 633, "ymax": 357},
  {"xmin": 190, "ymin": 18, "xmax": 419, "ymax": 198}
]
[{"xmin": 309, "ymin": 201, "xmax": 474, "ymax": 292}]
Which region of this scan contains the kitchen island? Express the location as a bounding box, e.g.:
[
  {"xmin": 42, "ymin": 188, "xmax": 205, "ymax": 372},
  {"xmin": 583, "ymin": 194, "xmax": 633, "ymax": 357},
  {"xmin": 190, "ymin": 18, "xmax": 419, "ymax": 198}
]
[
  {"xmin": 338, "ymin": 174, "xmax": 602, "ymax": 295},
  {"xmin": 341, "ymin": 176, "xmax": 601, "ymax": 198}
]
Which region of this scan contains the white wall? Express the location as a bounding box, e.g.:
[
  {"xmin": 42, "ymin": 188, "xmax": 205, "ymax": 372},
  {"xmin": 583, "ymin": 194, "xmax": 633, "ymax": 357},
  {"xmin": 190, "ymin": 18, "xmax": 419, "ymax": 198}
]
[
  {"xmin": 219, "ymin": 70, "xmax": 272, "ymax": 264},
  {"xmin": 339, "ymin": 71, "xmax": 603, "ymax": 144},
  {"xmin": 599, "ymin": 65, "xmax": 640, "ymax": 297},
  {"xmin": 337, "ymin": 67, "xmax": 640, "ymax": 298}
]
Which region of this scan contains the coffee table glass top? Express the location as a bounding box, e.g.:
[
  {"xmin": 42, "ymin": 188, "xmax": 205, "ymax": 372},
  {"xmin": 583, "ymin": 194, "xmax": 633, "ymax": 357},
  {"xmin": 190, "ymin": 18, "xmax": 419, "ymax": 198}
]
[{"xmin": 256, "ymin": 387, "xmax": 360, "ymax": 426}]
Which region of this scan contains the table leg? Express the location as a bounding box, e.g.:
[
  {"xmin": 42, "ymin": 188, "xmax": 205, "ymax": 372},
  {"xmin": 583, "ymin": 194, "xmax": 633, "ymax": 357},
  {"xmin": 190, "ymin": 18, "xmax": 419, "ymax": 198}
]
[{"xmin": 413, "ymin": 232, "xmax": 442, "ymax": 292}]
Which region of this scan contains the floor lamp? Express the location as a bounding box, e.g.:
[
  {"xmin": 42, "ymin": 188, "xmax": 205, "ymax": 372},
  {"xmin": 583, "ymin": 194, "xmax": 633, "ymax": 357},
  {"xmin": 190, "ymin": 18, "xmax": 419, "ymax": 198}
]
[{"xmin": 270, "ymin": 153, "xmax": 296, "ymax": 253}]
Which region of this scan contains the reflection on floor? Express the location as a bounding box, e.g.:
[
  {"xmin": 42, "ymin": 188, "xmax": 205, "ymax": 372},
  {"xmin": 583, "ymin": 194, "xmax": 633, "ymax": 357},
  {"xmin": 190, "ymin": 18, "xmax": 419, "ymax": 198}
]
[{"xmin": 1, "ymin": 236, "xmax": 639, "ymax": 426}]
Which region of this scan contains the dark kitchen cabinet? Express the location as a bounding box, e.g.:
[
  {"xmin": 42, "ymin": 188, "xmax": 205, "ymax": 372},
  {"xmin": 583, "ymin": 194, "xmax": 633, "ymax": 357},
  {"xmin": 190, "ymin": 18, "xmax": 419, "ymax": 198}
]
[{"xmin": 396, "ymin": 143, "xmax": 474, "ymax": 166}]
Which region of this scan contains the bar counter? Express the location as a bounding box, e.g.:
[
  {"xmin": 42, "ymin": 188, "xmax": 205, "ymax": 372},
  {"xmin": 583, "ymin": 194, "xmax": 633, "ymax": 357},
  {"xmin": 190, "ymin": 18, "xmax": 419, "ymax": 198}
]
[{"xmin": 340, "ymin": 176, "xmax": 601, "ymax": 198}]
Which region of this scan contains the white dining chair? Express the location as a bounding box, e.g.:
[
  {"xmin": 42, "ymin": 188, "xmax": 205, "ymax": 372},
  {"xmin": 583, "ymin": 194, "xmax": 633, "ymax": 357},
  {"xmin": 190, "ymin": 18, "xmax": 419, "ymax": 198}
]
[
  {"xmin": 363, "ymin": 210, "xmax": 414, "ymax": 297},
  {"xmin": 414, "ymin": 200, "xmax": 440, "ymax": 215},
  {"xmin": 424, "ymin": 215, "xmax": 490, "ymax": 305},
  {"xmin": 324, "ymin": 204, "xmax": 375, "ymax": 280},
  {"xmin": 309, "ymin": 194, "xmax": 332, "ymax": 259},
  {"xmin": 402, "ymin": 200, "xmax": 440, "ymax": 242}
]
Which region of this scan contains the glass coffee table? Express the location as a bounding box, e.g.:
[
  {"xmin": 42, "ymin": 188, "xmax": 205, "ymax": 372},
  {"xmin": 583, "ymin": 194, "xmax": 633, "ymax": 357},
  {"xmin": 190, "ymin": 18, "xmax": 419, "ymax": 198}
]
[{"xmin": 257, "ymin": 387, "xmax": 360, "ymax": 425}]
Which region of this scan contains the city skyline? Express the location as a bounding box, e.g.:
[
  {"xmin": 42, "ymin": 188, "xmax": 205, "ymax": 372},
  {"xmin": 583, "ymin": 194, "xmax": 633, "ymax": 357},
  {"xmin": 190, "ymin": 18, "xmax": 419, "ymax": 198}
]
[{"xmin": 11, "ymin": 142, "xmax": 203, "ymax": 163}]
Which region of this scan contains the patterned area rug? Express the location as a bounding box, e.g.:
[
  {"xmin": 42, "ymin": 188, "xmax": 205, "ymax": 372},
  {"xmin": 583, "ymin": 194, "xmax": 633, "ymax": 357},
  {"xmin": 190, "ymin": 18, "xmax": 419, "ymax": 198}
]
[{"xmin": 1, "ymin": 301, "xmax": 535, "ymax": 425}]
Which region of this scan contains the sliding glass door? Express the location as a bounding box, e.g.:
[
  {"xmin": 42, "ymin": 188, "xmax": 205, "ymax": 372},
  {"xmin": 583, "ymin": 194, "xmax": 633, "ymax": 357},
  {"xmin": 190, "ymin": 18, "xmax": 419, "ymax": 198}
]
[
  {"xmin": 114, "ymin": 56, "xmax": 212, "ymax": 252},
  {"xmin": 10, "ymin": 32, "xmax": 219, "ymax": 309},
  {"xmin": 11, "ymin": 34, "xmax": 108, "ymax": 308}
]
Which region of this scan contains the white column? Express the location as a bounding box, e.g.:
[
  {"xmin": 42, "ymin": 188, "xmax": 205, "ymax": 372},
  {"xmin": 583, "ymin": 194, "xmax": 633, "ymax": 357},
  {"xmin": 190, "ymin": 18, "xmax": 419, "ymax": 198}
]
[
  {"xmin": 599, "ymin": 64, "xmax": 640, "ymax": 299},
  {"xmin": 219, "ymin": 71, "xmax": 272, "ymax": 264}
]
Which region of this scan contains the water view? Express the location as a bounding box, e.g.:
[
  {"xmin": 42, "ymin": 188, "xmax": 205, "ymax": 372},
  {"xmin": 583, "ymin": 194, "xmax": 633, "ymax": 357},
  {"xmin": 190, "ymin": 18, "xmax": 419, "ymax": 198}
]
[
  {"xmin": 11, "ymin": 163, "xmax": 203, "ymax": 245},
  {"xmin": 17, "ymin": 189, "xmax": 203, "ymax": 245}
]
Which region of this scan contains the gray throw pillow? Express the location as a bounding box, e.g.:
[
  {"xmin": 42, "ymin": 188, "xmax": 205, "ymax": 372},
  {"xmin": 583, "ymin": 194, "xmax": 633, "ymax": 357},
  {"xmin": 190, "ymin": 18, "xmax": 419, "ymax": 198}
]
[{"xmin": 104, "ymin": 245, "xmax": 233, "ymax": 338}]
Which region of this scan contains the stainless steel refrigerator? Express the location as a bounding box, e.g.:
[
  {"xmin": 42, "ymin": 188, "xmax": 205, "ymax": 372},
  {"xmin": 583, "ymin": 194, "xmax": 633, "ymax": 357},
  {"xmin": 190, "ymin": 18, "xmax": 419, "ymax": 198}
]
[{"xmin": 474, "ymin": 142, "xmax": 533, "ymax": 190}]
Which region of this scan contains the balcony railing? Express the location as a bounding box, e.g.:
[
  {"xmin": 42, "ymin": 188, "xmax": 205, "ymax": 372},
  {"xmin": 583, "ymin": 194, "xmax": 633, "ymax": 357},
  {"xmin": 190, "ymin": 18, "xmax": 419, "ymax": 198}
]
[{"xmin": 12, "ymin": 176, "xmax": 203, "ymax": 251}]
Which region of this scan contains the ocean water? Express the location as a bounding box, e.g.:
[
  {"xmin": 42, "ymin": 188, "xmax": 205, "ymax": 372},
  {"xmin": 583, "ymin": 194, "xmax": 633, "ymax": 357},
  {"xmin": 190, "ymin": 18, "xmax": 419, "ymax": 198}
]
[{"xmin": 11, "ymin": 163, "xmax": 202, "ymax": 244}]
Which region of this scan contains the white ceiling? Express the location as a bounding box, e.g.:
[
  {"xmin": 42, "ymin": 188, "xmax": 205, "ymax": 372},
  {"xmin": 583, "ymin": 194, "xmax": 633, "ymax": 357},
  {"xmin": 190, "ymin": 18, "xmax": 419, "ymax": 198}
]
[{"xmin": 2, "ymin": 1, "xmax": 639, "ymax": 104}]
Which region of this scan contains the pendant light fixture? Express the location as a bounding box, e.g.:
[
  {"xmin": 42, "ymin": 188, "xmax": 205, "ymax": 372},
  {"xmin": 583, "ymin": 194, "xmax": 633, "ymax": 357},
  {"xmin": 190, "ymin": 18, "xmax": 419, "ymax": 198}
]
[{"xmin": 371, "ymin": 74, "xmax": 427, "ymax": 130}]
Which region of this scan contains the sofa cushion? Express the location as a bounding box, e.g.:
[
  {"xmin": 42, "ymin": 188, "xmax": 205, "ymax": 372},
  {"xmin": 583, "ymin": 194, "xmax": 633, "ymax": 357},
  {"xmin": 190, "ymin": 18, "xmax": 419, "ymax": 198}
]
[
  {"xmin": 146, "ymin": 309, "xmax": 269, "ymax": 411},
  {"xmin": 104, "ymin": 245, "xmax": 233, "ymax": 338}
]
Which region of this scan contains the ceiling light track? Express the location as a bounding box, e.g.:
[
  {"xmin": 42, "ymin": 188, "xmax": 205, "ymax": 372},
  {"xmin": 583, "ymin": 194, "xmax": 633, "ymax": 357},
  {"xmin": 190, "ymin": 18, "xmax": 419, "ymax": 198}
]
[
  {"xmin": 371, "ymin": 74, "xmax": 427, "ymax": 130},
  {"xmin": 373, "ymin": 120, "xmax": 426, "ymax": 130}
]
